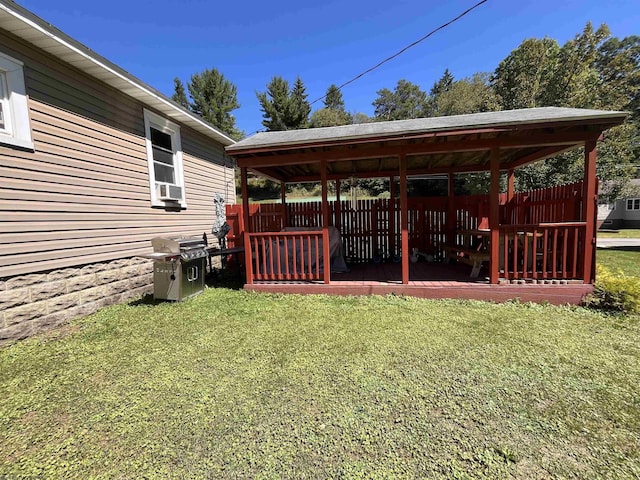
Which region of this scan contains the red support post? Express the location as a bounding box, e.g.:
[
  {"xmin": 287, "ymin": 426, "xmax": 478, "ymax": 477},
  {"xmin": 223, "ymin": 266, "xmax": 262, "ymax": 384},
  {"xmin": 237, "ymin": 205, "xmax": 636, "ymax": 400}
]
[
  {"xmin": 241, "ymin": 167, "xmax": 253, "ymax": 284},
  {"xmin": 506, "ymin": 168, "xmax": 515, "ymax": 225},
  {"xmin": 489, "ymin": 148, "xmax": 500, "ymax": 284},
  {"xmin": 507, "ymin": 169, "xmax": 515, "ymax": 201},
  {"xmin": 447, "ymin": 173, "xmax": 456, "ymax": 248},
  {"xmin": 399, "ymin": 155, "xmax": 409, "ymax": 284},
  {"xmin": 321, "ymin": 160, "xmax": 331, "ymax": 284},
  {"xmin": 335, "ymin": 179, "xmax": 341, "ymax": 233},
  {"xmin": 389, "ymin": 175, "xmax": 396, "ymax": 257},
  {"xmin": 583, "ymin": 140, "xmax": 597, "ymax": 283},
  {"xmin": 280, "ymin": 181, "xmax": 288, "ymax": 229}
]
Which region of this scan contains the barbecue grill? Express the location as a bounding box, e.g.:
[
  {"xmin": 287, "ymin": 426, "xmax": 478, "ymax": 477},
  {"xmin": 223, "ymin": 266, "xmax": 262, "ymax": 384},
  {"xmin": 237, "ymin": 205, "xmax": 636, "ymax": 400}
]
[{"xmin": 144, "ymin": 235, "xmax": 208, "ymax": 301}]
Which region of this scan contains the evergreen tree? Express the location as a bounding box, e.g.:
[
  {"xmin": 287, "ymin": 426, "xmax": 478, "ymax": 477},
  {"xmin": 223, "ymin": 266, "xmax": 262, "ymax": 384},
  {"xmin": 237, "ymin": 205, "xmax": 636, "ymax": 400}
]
[
  {"xmin": 172, "ymin": 78, "xmax": 189, "ymax": 108},
  {"xmin": 289, "ymin": 77, "xmax": 311, "ymax": 129},
  {"xmin": 188, "ymin": 68, "xmax": 241, "ymax": 139},
  {"xmin": 310, "ymin": 84, "xmax": 351, "ymax": 127},
  {"xmin": 172, "ymin": 68, "xmax": 242, "ymax": 140},
  {"xmin": 256, "ymin": 76, "xmax": 311, "ymax": 131},
  {"xmin": 426, "ymin": 68, "xmax": 454, "ymax": 116},
  {"xmin": 324, "ymin": 84, "xmax": 346, "ymax": 111}
]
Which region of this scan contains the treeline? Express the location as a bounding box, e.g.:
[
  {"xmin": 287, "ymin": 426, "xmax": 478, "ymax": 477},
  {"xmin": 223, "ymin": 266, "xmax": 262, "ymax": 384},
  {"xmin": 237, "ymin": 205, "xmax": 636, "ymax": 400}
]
[{"xmin": 173, "ymin": 22, "xmax": 639, "ymax": 201}]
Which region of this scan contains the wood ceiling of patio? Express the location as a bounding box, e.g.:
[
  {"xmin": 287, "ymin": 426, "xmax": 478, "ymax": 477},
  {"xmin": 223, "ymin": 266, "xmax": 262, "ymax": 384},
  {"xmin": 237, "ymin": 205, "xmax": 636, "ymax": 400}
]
[{"xmin": 226, "ymin": 108, "xmax": 627, "ymax": 183}]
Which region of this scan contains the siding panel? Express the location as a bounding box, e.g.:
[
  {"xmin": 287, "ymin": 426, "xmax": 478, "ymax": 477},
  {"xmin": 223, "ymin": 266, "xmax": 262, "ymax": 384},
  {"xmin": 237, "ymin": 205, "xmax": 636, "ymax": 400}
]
[{"xmin": 0, "ymin": 30, "xmax": 235, "ymax": 278}]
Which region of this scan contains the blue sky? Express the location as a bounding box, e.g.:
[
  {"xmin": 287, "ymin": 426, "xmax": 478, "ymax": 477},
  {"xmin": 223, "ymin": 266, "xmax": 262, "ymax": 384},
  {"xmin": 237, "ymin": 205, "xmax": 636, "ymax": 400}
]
[{"xmin": 17, "ymin": 0, "xmax": 640, "ymax": 137}]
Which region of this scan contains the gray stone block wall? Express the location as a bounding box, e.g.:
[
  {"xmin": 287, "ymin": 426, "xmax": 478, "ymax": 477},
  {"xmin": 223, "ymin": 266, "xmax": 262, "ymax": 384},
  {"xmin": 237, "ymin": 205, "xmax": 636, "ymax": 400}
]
[{"xmin": 0, "ymin": 257, "xmax": 153, "ymax": 346}]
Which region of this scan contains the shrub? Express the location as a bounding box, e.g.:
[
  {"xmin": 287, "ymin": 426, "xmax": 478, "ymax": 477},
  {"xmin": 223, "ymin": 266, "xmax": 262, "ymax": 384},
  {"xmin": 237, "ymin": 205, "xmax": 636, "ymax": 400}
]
[{"xmin": 585, "ymin": 265, "xmax": 640, "ymax": 313}]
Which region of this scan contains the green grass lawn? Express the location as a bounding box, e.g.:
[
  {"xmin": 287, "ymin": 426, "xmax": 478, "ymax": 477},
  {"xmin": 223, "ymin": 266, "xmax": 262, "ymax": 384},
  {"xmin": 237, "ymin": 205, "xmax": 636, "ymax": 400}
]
[
  {"xmin": 1, "ymin": 288, "xmax": 639, "ymax": 478},
  {"xmin": 597, "ymin": 247, "xmax": 640, "ymax": 277},
  {"xmin": 598, "ymin": 229, "xmax": 640, "ymax": 238}
]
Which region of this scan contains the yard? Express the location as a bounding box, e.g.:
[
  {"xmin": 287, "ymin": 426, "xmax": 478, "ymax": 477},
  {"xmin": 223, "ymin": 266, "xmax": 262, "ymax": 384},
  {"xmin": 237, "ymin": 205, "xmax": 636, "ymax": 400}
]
[{"xmin": 1, "ymin": 252, "xmax": 639, "ymax": 478}]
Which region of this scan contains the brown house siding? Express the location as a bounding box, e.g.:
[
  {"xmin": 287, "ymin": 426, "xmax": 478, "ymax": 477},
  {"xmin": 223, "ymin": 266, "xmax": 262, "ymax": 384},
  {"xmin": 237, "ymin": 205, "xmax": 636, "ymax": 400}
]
[{"xmin": 0, "ymin": 30, "xmax": 234, "ymax": 342}]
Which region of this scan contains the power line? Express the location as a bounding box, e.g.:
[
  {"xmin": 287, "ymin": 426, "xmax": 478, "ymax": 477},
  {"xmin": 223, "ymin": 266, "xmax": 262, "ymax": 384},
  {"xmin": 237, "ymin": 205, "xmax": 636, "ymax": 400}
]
[
  {"xmin": 309, "ymin": 0, "xmax": 488, "ymax": 106},
  {"xmin": 246, "ymin": 0, "xmax": 488, "ymax": 136}
]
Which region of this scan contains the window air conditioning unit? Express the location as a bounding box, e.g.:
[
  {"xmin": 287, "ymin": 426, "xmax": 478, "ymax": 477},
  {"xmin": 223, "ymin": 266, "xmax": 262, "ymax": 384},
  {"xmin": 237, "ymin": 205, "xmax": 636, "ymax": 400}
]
[{"xmin": 157, "ymin": 184, "xmax": 183, "ymax": 201}]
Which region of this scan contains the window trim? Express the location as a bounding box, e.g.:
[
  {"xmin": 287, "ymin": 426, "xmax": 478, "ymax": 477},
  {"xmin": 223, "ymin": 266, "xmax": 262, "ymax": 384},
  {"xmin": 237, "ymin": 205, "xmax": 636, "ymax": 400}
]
[
  {"xmin": 143, "ymin": 109, "xmax": 187, "ymax": 208},
  {"xmin": 0, "ymin": 51, "xmax": 34, "ymax": 150},
  {"xmin": 627, "ymin": 198, "xmax": 640, "ymax": 211}
]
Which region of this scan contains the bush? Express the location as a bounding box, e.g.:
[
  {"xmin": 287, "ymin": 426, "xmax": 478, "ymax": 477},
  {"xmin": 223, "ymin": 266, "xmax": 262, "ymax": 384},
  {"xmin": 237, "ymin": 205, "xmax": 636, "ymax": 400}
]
[{"xmin": 585, "ymin": 265, "xmax": 640, "ymax": 313}]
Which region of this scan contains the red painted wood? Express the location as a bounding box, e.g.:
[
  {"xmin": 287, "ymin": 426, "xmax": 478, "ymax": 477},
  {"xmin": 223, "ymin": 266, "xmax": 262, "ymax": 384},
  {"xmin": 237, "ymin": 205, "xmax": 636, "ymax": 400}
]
[
  {"xmin": 582, "ymin": 140, "xmax": 597, "ymax": 283},
  {"xmin": 321, "ymin": 160, "xmax": 331, "ymax": 284},
  {"xmin": 335, "ymin": 179, "xmax": 341, "ymax": 232},
  {"xmin": 400, "ymin": 155, "xmax": 409, "ymax": 284},
  {"xmin": 235, "ymin": 131, "xmax": 601, "ymax": 169},
  {"xmin": 229, "ymin": 181, "xmax": 589, "ymax": 283},
  {"xmin": 489, "ymin": 149, "xmax": 500, "ymax": 284},
  {"xmin": 240, "ymin": 167, "xmax": 253, "ymax": 284},
  {"xmin": 389, "ymin": 176, "xmax": 396, "ymax": 257},
  {"xmin": 447, "ymin": 174, "xmax": 456, "ymax": 249},
  {"xmin": 281, "ymin": 182, "xmax": 288, "ymax": 228},
  {"xmin": 244, "ymin": 281, "xmax": 592, "ymax": 306}
]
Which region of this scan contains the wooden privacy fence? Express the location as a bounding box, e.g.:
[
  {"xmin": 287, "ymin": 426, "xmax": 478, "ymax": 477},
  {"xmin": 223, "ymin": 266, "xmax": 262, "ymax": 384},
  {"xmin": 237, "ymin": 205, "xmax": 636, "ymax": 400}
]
[{"xmin": 226, "ymin": 181, "xmax": 587, "ymax": 280}]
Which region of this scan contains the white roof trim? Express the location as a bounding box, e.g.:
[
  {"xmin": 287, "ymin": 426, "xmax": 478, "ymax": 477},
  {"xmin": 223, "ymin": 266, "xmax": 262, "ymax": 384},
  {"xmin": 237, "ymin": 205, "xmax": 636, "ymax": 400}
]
[{"xmin": 0, "ymin": 1, "xmax": 235, "ymax": 146}]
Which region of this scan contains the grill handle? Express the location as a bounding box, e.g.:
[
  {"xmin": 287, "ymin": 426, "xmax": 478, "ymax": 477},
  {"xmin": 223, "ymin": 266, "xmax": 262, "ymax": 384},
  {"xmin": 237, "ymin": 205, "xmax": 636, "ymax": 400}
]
[{"xmin": 187, "ymin": 266, "xmax": 198, "ymax": 282}]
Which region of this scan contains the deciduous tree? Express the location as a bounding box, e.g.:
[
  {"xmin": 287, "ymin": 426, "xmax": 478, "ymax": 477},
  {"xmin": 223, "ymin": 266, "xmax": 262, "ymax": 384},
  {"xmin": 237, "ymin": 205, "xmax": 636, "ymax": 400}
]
[
  {"xmin": 372, "ymin": 80, "xmax": 428, "ymax": 121},
  {"xmin": 433, "ymin": 73, "xmax": 500, "ymax": 116},
  {"xmin": 492, "ymin": 38, "xmax": 559, "ymax": 109}
]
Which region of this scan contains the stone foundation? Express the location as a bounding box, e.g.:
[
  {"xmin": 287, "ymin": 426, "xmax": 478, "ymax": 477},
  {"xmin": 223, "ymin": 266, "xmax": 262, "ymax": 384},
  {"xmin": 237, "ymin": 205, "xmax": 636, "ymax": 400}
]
[{"xmin": 0, "ymin": 257, "xmax": 153, "ymax": 346}]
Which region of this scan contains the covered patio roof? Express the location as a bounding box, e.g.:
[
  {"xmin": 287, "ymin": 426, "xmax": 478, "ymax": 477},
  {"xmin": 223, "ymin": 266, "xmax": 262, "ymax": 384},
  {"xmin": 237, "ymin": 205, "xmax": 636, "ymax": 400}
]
[{"xmin": 226, "ymin": 107, "xmax": 627, "ymax": 182}]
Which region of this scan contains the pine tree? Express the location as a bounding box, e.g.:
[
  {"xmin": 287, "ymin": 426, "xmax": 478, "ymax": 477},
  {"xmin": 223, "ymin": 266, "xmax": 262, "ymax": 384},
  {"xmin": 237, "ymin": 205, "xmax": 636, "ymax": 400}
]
[
  {"xmin": 172, "ymin": 78, "xmax": 189, "ymax": 108},
  {"xmin": 188, "ymin": 68, "xmax": 241, "ymax": 139},
  {"xmin": 172, "ymin": 69, "xmax": 242, "ymax": 140},
  {"xmin": 256, "ymin": 76, "xmax": 311, "ymax": 131},
  {"xmin": 324, "ymin": 84, "xmax": 346, "ymax": 111}
]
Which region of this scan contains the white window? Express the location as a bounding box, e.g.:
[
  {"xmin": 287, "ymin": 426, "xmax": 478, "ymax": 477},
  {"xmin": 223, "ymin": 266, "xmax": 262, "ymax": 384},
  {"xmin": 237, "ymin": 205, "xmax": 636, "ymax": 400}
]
[
  {"xmin": 627, "ymin": 198, "xmax": 640, "ymax": 211},
  {"xmin": 143, "ymin": 109, "xmax": 187, "ymax": 208},
  {"xmin": 0, "ymin": 52, "xmax": 33, "ymax": 150}
]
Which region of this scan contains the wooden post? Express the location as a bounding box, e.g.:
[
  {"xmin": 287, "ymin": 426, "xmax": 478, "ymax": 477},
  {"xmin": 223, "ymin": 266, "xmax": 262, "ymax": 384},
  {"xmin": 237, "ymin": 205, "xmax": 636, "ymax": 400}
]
[
  {"xmin": 280, "ymin": 181, "xmax": 288, "ymax": 229},
  {"xmin": 583, "ymin": 140, "xmax": 597, "ymax": 283},
  {"xmin": 489, "ymin": 148, "xmax": 500, "ymax": 284},
  {"xmin": 507, "ymin": 169, "xmax": 515, "ymax": 202},
  {"xmin": 389, "ymin": 176, "xmax": 396, "ymax": 258},
  {"xmin": 241, "ymin": 167, "xmax": 253, "ymax": 284},
  {"xmin": 447, "ymin": 173, "xmax": 456, "ymax": 248},
  {"xmin": 506, "ymin": 169, "xmax": 515, "ymax": 225},
  {"xmin": 321, "ymin": 160, "xmax": 331, "ymax": 284},
  {"xmin": 399, "ymin": 155, "xmax": 409, "ymax": 284},
  {"xmin": 335, "ymin": 179, "xmax": 341, "ymax": 233}
]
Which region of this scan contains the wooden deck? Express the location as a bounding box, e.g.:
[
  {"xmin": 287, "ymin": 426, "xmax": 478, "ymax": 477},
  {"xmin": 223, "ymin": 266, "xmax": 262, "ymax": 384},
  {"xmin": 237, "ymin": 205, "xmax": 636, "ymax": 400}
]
[{"xmin": 244, "ymin": 261, "xmax": 593, "ymax": 305}]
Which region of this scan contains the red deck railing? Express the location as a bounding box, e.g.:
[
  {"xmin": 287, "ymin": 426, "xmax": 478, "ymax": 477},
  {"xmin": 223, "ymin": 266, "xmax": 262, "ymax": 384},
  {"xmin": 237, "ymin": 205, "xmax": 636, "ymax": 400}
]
[
  {"xmin": 228, "ymin": 181, "xmax": 588, "ymax": 282},
  {"xmin": 247, "ymin": 231, "xmax": 325, "ymax": 282},
  {"xmin": 500, "ymin": 222, "xmax": 586, "ymax": 280}
]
